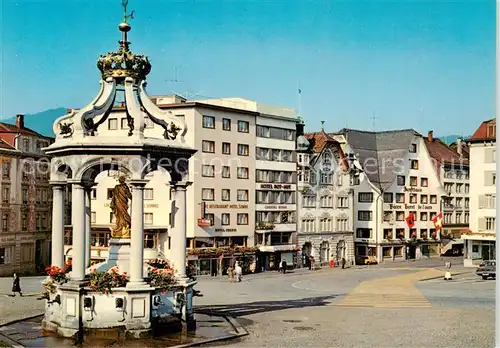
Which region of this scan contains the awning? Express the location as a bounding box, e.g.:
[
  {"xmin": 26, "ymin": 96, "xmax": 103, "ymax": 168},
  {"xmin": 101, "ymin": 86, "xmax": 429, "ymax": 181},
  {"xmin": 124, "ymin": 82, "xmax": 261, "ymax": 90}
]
[{"xmin": 259, "ymin": 245, "xmax": 297, "ymax": 252}]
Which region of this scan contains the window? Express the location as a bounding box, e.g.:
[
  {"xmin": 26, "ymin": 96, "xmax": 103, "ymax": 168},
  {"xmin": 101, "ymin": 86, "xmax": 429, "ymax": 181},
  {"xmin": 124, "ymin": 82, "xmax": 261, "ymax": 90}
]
[
  {"xmin": 320, "ymin": 217, "xmax": 333, "ymax": 232},
  {"xmin": 144, "ymin": 188, "xmax": 154, "ymax": 200},
  {"xmin": 107, "ymin": 188, "xmax": 114, "ymax": 200},
  {"xmin": 222, "ymin": 166, "xmax": 231, "ymax": 178},
  {"xmin": 396, "ymin": 193, "xmax": 405, "ymax": 203},
  {"xmin": 2, "ymin": 187, "xmax": 9, "ymax": 203},
  {"xmin": 465, "ymin": 212, "xmax": 469, "ymax": 224},
  {"xmin": 238, "ymin": 144, "xmax": 249, "ymax": 156},
  {"xmin": 237, "ymin": 189, "xmax": 248, "ymax": 201},
  {"xmin": 456, "ymin": 184, "xmax": 463, "ymax": 193},
  {"xmin": 465, "ymin": 184, "xmax": 469, "ymax": 193},
  {"xmin": 0, "ymin": 246, "xmax": 12, "ymax": 265},
  {"xmin": 430, "ymin": 195, "xmax": 437, "ymax": 204},
  {"xmin": 421, "ymin": 178, "xmax": 428, "ymax": 187},
  {"xmin": 144, "ymin": 213, "xmax": 153, "ymax": 225},
  {"xmin": 203, "ymin": 115, "xmax": 215, "ymax": 129},
  {"xmin": 221, "ymin": 213, "xmax": 230, "ymax": 225},
  {"xmin": 23, "ymin": 138, "xmax": 30, "ymax": 152},
  {"xmin": 383, "ymin": 211, "xmax": 393, "ymax": 222},
  {"xmin": 456, "ymin": 213, "xmax": 462, "ymax": 224},
  {"xmin": 302, "ymin": 219, "xmax": 316, "ymax": 232},
  {"xmin": 202, "ymin": 165, "xmax": 215, "ymax": 177},
  {"xmin": 397, "ymin": 176, "xmax": 405, "ymax": 186},
  {"xmin": 257, "ymin": 125, "xmax": 270, "ymax": 137},
  {"xmin": 205, "ymin": 214, "xmax": 215, "ymax": 226},
  {"xmin": 222, "ymin": 189, "xmax": 230, "ymax": 201},
  {"xmin": 222, "ymin": 142, "xmax": 231, "ymax": 154},
  {"xmin": 351, "ymin": 175, "xmax": 360, "ymax": 185},
  {"xmin": 356, "ymin": 228, "xmax": 371, "ymax": 239},
  {"xmin": 383, "ymin": 193, "xmax": 393, "ymax": 203},
  {"xmin": 222, "ymin": 118, "xmax": 231, "ymax": 131},
  {"xmin": 108, "ymin": 118, "xmax": 118, "ymax": 130},
  {"xmin": 396, "ymin": 211, "xmax": 405, "ymax": 221},
  {"xmin": 2, "ymin": 161, "xmax": 10, "ymax": 180},
  {"xmin": 91, "ymin": 212, "xmax": 96, "ymax": 223},
  {"xmin": 410, "ymin": 160, "xmax": 419, "ymax": 169},
  {"xmin": 465, "ymin": 198, "xmax": 469, "ymax": 209},
  {"xmin": 202, "ymin": 140, "xmax": 215, "ymax": 153},
  {"xmin": 201, "ymin": 188, "xmax": 215, "ymax": 201},
  {"xmin": 303, "ymin": 195, "xmax": 316, "ymax": 208},
  {"xmin": 320, "ymin": 195, "xmax": 333, "ymax": 208},
  {"xmin": 420, "ymin": 229, "xmax": 428, "ymax": 239},
  {"xmin": 237, "ymin": 213, "xmax": 248, "ymax": 225},
  {"xmin": 409, "ymin": 176, "xmax": 417, "ymax": 186},
  {"xmin": 420, "ymin": 195, "xmax": 428, "ymax": 204},
  {"xmin": 2, "ymin": 214, "xmax": 8, "ymax": 231},
  {"xmin": 409, "ymin": 143, "xmax": 417, "ymax": 153},
  {"xmin": 336, "ymin": 218, "xmax": 348, "ymax": 231},
  {"xmin": 237, "ymin": 167, "xmax": 249, "ymax": 179},
  {"xmin": 21, "ymin": 214, "xmax": 27, "ymax": 231},
  {"xmin": 238, "ymin": 120, "xmax": 249, "ymax": 133},
  {"xmin": 486, "ymin": 217, "xmax": 496, "ymax": 230},
  {"xmin": 409, "ymin": 194, "xmax": 417, "ymax": 204},
  {"xmin": 121, "ymin": 118, "xmax": 128, "ymax": 129},
  {"xmin": 420, "ymin": 212, "xmax": 428, "ymax": 221},
  {"xmin": 337, "ymin": 196, "xmax": 348, "ymax": 208},
  {"xmin": 358, "ymin": 211, "xmax": 372, "ymax": 221},
  {"xmin": 358, "ymin": 192, "xmax": 373, "ymax": 203},
  {"xmin": 383, "ymin": 229, "xmax": 393, "ymax": 239}
]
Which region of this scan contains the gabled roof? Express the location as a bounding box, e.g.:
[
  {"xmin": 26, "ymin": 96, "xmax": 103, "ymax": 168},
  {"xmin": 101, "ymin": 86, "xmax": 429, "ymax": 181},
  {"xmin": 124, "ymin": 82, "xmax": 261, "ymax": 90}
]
[
  {"xmin": 467, "ymin": 118, "xmax": 496, "ymax": 142},
  {"xmin": 0, "ymin": 121, "xmax": 50, "ymax": 138},
  {"xmin": 0, "ymin": 139, "xmax": 16, "ymax": 150},
  {"xmin": 304, "ymin": 131, "xmax": 348, "ymax": 170},
  {"xmin": 424, "ymin": 136, "xmax": 469, "ymax": 166},
  {"xmin": 338, "ymin": 128, "xmax": 420, "ymax": 191}
]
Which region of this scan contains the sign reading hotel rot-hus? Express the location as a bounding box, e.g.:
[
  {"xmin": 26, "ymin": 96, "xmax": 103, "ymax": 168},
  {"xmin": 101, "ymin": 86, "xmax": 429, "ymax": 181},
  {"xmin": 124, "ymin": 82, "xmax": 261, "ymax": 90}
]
[
  {"xmin": 388, "ymin": 203, "xmax": 433, "ymax": 210},
  {"xmin": 208, "ymin": 204, "xmax": 248, "ymax": 209},
  {"xmin": 259, "ymin": 184, "xmax": 293, "ymax": 190}
]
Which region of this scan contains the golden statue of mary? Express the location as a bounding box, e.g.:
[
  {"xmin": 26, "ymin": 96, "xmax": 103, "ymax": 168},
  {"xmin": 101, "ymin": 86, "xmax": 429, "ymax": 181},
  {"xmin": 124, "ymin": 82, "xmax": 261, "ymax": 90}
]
[{"xmin": 109, "ymin": 176, "xmax": 132, "ymax": 238}]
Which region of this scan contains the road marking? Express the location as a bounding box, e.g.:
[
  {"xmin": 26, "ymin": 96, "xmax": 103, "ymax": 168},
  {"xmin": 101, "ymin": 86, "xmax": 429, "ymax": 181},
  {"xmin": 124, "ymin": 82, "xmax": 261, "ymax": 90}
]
[
  {"xmin": 291, "ymin": 280, "xmax": 332, "ymax": 292},
  {"xmin": 332, "ymin": 269, "xmax": 441, "ymax": 309}
]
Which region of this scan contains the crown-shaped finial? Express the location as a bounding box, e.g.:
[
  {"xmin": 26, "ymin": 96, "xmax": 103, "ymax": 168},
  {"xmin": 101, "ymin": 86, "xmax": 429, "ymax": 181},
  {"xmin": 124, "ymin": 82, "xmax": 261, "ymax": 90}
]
[{"xmin": 96, "ymin": 0, "xmax": 151, "ymax": 82}]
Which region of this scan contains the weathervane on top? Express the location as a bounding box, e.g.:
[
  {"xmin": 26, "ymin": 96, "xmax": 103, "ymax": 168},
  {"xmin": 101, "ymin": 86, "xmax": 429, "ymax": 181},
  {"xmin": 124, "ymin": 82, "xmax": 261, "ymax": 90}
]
[{"xmin": 122, "ymin": 0, "xmax": 135, "ymax": 23}]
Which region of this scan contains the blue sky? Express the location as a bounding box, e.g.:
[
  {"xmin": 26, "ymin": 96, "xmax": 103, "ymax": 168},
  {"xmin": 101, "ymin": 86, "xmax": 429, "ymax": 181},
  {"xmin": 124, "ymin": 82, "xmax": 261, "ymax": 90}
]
[{"xmin": 0, "ymin": 0, "xmax": 495, "ymax": 136}]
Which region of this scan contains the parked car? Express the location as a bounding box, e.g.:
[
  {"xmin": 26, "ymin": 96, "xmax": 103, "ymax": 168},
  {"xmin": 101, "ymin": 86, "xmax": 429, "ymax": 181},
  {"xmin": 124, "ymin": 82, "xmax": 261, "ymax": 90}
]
[
  {"xmin": 476, "ymin": 260, "xmax": 496, "ymax": 280},
  {"xmin": 355, "ymin": 256, "xmax": 378, "ymax": 265}
]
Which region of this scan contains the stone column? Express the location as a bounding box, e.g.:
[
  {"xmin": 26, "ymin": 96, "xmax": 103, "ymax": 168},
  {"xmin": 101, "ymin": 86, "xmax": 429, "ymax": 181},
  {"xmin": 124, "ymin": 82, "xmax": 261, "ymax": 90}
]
[
  {"xmin": 170, "ymin": 181, "xmax": 191, "ymax": 280},
  {"xmin": 70, "ymin": 182, "xmax": 86, "ymax": 282},
  {"xmin": 84, "ymin": 187, "xmax": 92, "ymax": 267},
  {"xmin": 50, "ymin": 183, "xmax": 65, "ymax": 268},
  {"xmin": 128, "ymin": 181, "xmax": 147, "ymax": 286}
]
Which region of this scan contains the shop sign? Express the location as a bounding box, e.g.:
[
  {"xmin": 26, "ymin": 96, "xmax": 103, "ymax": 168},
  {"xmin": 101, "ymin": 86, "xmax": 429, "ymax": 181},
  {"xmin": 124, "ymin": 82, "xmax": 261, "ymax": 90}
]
[
  {"xmin": 387, "ymin": 203, "xmax": 433, "ymax": 210},
  {"xmin": 208, "ymin": 204, "xmax": 248, "ymax": 209},
  {"xmin": 403, "ymin": 187, "xmax": 423, "ymax": 193},
  {"xmin": 264, "ymin": 205, "xmax": 290, "ymax": 210},
  {"xmin": 215, "ymin": 228, "xmax": 237, "ymax": 232},
  {"xmin": 259, "ymin": 184, "xmax": 293, "ymax": 190}
]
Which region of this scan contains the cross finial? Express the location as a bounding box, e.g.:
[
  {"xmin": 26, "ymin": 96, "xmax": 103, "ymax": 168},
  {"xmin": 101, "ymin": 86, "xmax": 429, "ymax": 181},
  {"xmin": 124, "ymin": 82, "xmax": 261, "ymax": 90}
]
[
  {"xmin": 321, "ymin": 120, "xmax": 325, "ymax": 131},
  {"xmin": 122, "ymin": 0, "xmax": 135, "ymax": 23}
]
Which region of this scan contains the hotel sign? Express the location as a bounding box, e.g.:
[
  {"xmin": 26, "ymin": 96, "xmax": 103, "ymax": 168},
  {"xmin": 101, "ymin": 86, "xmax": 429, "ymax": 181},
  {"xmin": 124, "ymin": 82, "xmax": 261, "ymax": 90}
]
[
  {"xmin": 403, "ymin": 187, "xmax": 423, "ymax": 193},
  {"xmin": 208, "ymin": 204, "xmax": 248, "ymax": 209},
  {"xmin": 259, "ymin": 184, "xmax": 294, "ymax": 190},
  {"xmin": 257, "ymin": 204, "xmax": 295, "ymax": 211},
  {"xmin": 215, "ymin": 228, "xmax": 237, "ymax": 232},
  {"xmin": 387, "ymin": 203, "xmax": 433, "ymax": 210}
]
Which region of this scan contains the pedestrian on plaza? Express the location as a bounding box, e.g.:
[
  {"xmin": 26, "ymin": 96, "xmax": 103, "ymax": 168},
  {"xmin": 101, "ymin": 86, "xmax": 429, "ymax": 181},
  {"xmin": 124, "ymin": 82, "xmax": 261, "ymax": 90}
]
[
  {"xmin": 11, "ymin": 273, "xmax": 22, "ymax": 297},
  {"xmin": 234, "ymin": 261, "xmax": 242, "ymax": 282},
  {"xmin": 281, "ymin": 259, "xmax": 287, "ymax": 274},
  {"xmin": 341, "ymin": 257, "xmax": 346, "ymax": 269}
]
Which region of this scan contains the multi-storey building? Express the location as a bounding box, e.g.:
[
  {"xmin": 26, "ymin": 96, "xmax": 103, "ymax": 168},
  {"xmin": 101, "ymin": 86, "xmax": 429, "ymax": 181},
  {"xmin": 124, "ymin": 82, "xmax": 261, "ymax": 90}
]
[
  {"xmin": 334, "ymin": 128, "xmax": 445, "ymax": 263},
  {"xmin": 296, "ymin": 129, "xmax": 355, "ymax": 267},
  {"xmin": 63, "ymin": 96, "xmax": 299, "ymax": 274},
  {"xmin": 424, "ymin": 131, "xmax": 469, "ymax": 256},
  {"xmin": 0, "ymin": 114, "xmax": 53, "ymax": 276},
  {"xmin": 463, "ymin": 118, "xmax": 496, "ymax": 266}
]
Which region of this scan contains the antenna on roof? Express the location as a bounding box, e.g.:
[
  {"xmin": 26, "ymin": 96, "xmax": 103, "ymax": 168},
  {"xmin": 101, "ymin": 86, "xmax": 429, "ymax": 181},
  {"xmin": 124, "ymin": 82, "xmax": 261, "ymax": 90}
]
[{"xmin": 166, "ymin": 65, "xmax": 184, "ymax": 84}]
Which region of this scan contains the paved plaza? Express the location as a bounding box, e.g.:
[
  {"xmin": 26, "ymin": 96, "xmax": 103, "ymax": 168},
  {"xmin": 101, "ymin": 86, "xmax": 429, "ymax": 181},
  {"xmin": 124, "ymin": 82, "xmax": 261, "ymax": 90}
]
[{"xmin": 0, "ymin": 259, "xmax": 494, "ymax": 347}]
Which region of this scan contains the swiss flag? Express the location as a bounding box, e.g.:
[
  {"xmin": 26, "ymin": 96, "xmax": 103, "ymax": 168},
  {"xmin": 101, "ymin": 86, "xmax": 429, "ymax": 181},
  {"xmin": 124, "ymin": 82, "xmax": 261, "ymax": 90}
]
[
  {"xmin": 432, "ymin": 212, "xmax": 443, "ymax": 231},
  {"xmin": 405, "ymin": 213, "xmax": 416, "ymax": 229}
]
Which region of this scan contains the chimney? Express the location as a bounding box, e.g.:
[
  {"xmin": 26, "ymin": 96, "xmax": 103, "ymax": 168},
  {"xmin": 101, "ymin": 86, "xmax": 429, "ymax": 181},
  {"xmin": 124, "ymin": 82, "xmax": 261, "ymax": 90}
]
[
  {"xmin": 457, "ymin": 137, "xmax": 463, "ymax": 157},
  {"xmin": 16, "ymin": 114, "xmax": 24, "ymax": 129},
  {"xmin": 427, "ymin": 130, "xmax": 433, "ymax": 142}
]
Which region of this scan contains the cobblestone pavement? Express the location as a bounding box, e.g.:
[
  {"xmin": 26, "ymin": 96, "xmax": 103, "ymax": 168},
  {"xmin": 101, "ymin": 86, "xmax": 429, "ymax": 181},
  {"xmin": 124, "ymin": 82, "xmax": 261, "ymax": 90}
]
[
  {"xmin": 194, "ymin": 265, "xmax": 493, "ymax": 348},
  {"xmin": 0, "ymin": 276, "xmax": 46, "ymax": 326}
]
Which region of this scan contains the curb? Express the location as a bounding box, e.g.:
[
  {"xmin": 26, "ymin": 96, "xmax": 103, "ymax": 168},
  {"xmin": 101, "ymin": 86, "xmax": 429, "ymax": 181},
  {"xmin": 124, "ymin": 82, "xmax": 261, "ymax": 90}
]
[
  {"xmin": 419, "ymin": 271, "xmax": 471, "ymax": 282},
  {"xmin": 0, "ymin": 313, "xmax": 44, "ymax": 328},
  {"xmin": 0, "ymin": 331, "xmax": 23, "ymax": 348}
]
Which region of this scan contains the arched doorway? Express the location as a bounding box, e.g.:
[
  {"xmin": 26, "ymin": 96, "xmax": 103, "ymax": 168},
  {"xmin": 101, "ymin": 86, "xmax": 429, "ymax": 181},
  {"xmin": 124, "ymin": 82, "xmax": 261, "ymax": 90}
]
[
  {"xmin": 320, "ymin": 241, "xmax": 330, "ymax": 265},
  {"xmin": 336, "ymin": 240, "xmax": 346, "ymax": 264},
  {"xmin": 302, "ymin": 242, "xmax": 312, "ymax": 267}
]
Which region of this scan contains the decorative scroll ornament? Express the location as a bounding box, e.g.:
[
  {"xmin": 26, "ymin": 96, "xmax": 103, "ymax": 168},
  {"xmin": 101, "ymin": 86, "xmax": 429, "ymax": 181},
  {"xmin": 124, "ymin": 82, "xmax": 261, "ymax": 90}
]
[{"xmin": 59, "ymin": 122, "xmax": 73, "ymax": 138}]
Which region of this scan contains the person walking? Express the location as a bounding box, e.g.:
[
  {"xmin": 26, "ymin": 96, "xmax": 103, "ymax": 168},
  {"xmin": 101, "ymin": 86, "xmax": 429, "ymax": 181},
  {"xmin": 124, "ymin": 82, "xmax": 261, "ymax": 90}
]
[
  {"xmin": 281, "ymin": 259, "xmax": 287, "ymax": 274},
  {"xmin": 341, "ymin": 257, "xmax": 346, "ymax": 269},
  {"xmin": 11, "ymin": 273, "xmax": 22, "ymax": 297},
  {"xmin": 234, "ymin": 261, "xmax": 242, "ymax": 282}
]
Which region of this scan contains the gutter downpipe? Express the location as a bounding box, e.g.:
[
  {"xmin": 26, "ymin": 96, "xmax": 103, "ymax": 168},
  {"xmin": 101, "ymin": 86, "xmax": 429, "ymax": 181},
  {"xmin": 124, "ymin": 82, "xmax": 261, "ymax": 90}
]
[{"xmin": 375, "ymin": 189, "xmax": 383, "ymax": 263}]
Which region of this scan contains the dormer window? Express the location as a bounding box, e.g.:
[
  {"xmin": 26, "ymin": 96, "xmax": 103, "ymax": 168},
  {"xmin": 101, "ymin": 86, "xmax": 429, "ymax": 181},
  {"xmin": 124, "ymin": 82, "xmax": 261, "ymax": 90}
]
[
  {"xmin": 487, "ymin": 122, "xmax": 496, "ymax": 138},
  {"xmin": 409, "ymin": 143, "xmax": 417, "ymax": 153}
]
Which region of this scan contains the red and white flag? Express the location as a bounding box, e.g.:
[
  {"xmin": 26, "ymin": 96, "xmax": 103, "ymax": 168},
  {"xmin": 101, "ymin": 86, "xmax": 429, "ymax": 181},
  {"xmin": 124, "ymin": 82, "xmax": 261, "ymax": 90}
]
[
  {"xmin": 405, "ymin": 212, "xmax": 415, "ymax": 229},
  {"xmin": 432, "ymin": 212, "xmax": 443, "ymax": 231}
]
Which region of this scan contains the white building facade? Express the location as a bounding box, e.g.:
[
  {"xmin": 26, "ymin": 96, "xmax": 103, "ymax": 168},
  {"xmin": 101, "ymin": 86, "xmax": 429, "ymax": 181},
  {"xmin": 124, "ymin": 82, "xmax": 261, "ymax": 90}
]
[
  {"xmin": 335, "ymin": 129, "xmax": 445, "ymax": 263},
  {"xmin": 296, "ymin": 131, "xmax": 355, "ymax": 267},
  {"xmin": 463, "ymin": 119, "xmax": 496, "ymax": 266}
]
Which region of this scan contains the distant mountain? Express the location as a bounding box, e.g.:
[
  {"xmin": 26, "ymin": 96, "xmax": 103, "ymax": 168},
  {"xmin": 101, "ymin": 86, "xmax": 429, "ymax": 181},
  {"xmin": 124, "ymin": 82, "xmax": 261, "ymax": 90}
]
[
  {"xmin": 436, "ymin": 134, "xmax": 471, "ymax": 144},
  {"xmin": 2, "ymin": 108, "xmax": 67, "ymax": 137}
]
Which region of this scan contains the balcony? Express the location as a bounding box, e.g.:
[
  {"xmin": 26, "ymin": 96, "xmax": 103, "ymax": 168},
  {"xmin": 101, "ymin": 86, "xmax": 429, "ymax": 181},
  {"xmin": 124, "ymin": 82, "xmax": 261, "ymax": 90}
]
[{"xmin": 255, "ymin": 222, "xmax": 275, "ymax": 230}]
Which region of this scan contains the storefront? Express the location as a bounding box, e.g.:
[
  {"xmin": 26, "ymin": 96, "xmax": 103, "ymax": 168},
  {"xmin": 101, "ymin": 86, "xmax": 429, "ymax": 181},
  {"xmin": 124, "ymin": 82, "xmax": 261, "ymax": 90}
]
[
  {"xmin": 186, "ymin": 246, "xmax": 259, "ymax": 276},
  {"xmin": 463, "ymin": 233, "xmax": 496, "ymax": 267},
  {"xmin": 258, "ymin": 245, "xmax": 298, "ymax": 271}
]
